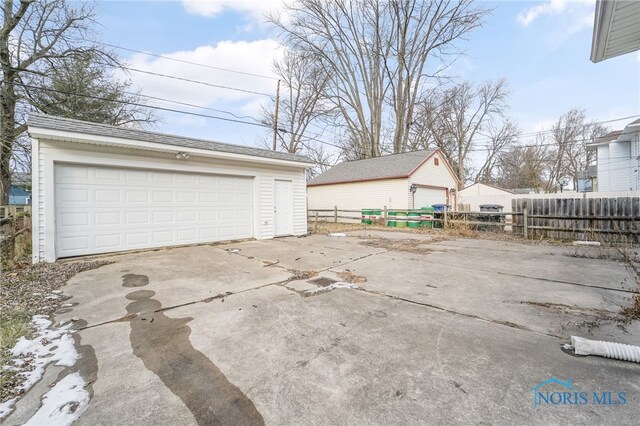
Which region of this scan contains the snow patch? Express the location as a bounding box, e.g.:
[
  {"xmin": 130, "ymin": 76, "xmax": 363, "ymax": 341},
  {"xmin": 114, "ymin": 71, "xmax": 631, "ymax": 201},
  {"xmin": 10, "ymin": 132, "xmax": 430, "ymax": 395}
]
[
  {"xmin": 24, "ymin": 372, "xmax": 89, "ymax": 426},
  {"xmin": 328, "ymin": 233, "xmax": 347, "ymax": 237},
  {"xmin": 1, "ymin": 315, "xmax": 80, "ymax": 420},
  {"xmin": 304, "ymin": 282, "xmax": 359, "ymax": 296},
  {"xmin": 0, "ymin": 398, "xmax": 18, "ymax": 419}
]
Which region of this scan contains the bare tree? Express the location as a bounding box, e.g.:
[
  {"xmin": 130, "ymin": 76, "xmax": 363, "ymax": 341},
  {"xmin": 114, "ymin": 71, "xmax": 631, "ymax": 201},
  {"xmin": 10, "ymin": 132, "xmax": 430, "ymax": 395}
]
[
  {"xmin": 543, "ymin": 108, "xmax": 608, "ymax": 192},
  {"xmin": 414, "ymin": 79, "xmax": 509, "ymax": 183},
  {"xmin": 473, "ymin": 118, "xmax": 519, "ymax": 184},
  {"xmin": 269, "ymin": 0, "xmax": 489, "ymax": 159},
  {"xmin": 1, "ymin": 0, "xmax": 112, "ymax": 204},
  {"xmin": 494, "ymin": 142, "xmax": 550, "ymax": 192},
  {"xmin": 386, "ymin": 0, "xmax": 487, "ymax": 154},
  {"xmin": 261, "ymin": 50, "xmax": 331, "ymax": 154}
]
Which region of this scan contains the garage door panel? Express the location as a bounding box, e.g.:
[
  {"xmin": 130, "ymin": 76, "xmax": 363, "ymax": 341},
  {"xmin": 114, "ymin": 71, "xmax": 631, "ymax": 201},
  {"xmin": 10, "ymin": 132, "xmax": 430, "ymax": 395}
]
[
  {"xmin": 95, "ymin": 235, "xmax": 120, "ymax": 249},
  {"xmin": 152, "ymin": 211, "xmax": 173, "ymax": 224},
  {"xmin": 126, "ymin": 233, "xmax": 149, "ymax": 245},
  {"xmin": 59, "ymin": 187, "xmax": 90, "ymax": 203},
  {"xmin": 59, "ymin": 236, "xmax": 90, "ymax": 252},
  {"xmin": 95, "ymin": 189, "xmax": 120, "ymax": 203},
  {"xmin": 57, "ymin": 164, "xmax": 90, "ymax": 182},
  {"xmin": 125, "ymin": 211, "xmax": 149, "ymax": 225},
  {"xmin": 59, "ymin": 212, "xmax": 90, "ymax": 227},
  {"xmin": 95, "ymin": 211, "xmax": 121, "ymax": 226},
  {"xmin": 55, "ymin": 164, "xmax": 254, "ymax": 258},
  {"xmin": 94, "ymin": 168, "xmax": 120, "ymax": 182}
]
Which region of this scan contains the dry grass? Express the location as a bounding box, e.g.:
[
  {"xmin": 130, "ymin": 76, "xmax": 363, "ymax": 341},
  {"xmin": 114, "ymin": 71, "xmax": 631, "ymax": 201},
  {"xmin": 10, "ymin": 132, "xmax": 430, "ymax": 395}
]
[
  {"xmin": 308, "ymin": 221, "xmax": 443, "ymax": 236},
  {"xmin": 359, "ymin": 237, "xmax": 437, "ymax": 255},
  {"xmin": 1, "ymin": 259, "xmax": 112, "ymax": 403},
  {"xmin": 337, "ymin": 271, "xmax": 367, "ymax": 283},
  {"xmin": 620, "ymin": 251, "xmax": 640, "ymax": 321},
  {"xmin": 289, "ymin": 270, "xmax": 319, "ymax": 281}
]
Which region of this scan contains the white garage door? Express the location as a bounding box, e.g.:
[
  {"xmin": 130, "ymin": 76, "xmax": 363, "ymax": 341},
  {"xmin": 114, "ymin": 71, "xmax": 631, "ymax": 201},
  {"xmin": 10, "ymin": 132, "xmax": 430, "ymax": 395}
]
[
  {"xmin": 413, "ymin": 187, "xmax": 447, "ymax": 209},
  {"xmin": 55, "ymin": 164, "xmax": 253, "ymax": 258}
]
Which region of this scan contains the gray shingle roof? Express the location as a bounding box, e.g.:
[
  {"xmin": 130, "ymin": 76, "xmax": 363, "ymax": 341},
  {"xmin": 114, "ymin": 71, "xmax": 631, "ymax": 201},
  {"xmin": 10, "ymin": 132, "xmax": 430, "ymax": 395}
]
[
  {"xmin": 308, "ymin": 149, "xmax": 436, "ymax": 186},
  {"xmin": 27, "ymin": 113, "xmax": 313, "ymax": 164}
]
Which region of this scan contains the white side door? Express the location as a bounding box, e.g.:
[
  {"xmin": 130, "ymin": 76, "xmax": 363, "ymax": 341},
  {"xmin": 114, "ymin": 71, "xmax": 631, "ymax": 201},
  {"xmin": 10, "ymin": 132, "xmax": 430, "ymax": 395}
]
[{"xmin": 274, "ymin": 179, "xmax": 293, "ymax": 236}]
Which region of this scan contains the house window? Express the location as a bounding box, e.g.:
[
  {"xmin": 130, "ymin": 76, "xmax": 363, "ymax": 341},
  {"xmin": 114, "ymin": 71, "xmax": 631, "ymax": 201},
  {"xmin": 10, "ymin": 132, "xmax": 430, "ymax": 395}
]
[{"xmin": 434, "ymin": 157, "xmax": 439, "ymax": 166}]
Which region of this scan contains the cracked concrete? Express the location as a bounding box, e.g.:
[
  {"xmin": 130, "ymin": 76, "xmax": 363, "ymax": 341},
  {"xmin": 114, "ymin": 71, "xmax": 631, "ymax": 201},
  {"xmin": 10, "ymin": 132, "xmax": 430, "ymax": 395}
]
[{"xmin": 5, "ymin": 233, "xmax": 640, "ymax": 425}]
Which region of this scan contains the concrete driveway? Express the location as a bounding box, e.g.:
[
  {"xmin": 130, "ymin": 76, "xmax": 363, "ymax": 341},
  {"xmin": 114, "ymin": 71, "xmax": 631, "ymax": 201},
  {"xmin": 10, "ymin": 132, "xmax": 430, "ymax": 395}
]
[{"xmin": 6, "ymin": 232, "xmax": 640, "ymax": 425}]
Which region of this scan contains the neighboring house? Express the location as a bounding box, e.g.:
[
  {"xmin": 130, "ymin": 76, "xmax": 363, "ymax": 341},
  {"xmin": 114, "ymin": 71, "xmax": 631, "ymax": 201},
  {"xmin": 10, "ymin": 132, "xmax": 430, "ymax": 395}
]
[
  {"xmin": 587, "ymin": 119, "xmax": 640, "ymax": 192},
  {"xmin": 458, "ymin": 183, "xmax": 515, "ymax": 212},
  {"xmin": 307, "ymin": 149, "xmax": 460, "ymax": 211},
  {"xmin": 9, "ymin": 186, "xmax": 31, "ymax": 205},
  {"xmin": 28, "ymin": 113, "xmax": 313, "ymax": 262},
  {"xmin": 591, "ymin": 0, "xmax": 640, "ymax": 63},
  {"xmin": 8, "ymin": 172, "xmax": 32, "ymax": 205}
]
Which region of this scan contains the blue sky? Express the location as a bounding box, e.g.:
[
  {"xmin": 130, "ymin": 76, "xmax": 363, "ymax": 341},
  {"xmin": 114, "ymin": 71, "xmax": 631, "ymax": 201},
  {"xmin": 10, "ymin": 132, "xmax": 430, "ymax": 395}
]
[{"xmin": 95, "ymin": 0, "xmax": 640, "ymax": 150}]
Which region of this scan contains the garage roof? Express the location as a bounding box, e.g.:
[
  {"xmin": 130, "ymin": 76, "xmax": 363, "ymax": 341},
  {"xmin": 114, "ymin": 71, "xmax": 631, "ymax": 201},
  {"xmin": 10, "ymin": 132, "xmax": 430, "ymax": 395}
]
[
  {"xmin": 591, "ymin": 0, "xmax": 640, "ymax": 62},
  {"xmin": 28, "ymin": 113, "xmax": 314, "ymax": 164},
  {"xmin": 308, "ymin": 149, "xmax": 437, "ymax": 186}
]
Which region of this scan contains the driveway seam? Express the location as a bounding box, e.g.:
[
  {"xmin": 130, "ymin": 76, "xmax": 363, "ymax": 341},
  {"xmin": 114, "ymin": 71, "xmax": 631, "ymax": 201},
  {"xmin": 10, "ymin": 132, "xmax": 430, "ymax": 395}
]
[{"xmin": 352, "ymin": 287, "xmax": 566, "ymax": 340}]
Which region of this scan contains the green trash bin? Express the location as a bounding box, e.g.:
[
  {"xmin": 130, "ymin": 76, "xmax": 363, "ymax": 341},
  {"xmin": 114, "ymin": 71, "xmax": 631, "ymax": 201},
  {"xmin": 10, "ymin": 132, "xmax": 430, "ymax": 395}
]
[
  {"xmin": 361, "ymin": 209, "xmax": 370, "ymax": 224},
  {"xmin": 420, "ymin": 206, "xmax": 435, "ymax": 228},
  {"xmin": 369, "ymin": 209, "xmax": 381, "ymax": 224},
  {"xmin": 396, "ymin": 211, "xmax": 408, "ymax": 228},
  {"xmin": 387, "ymin": 211, "xmax": 397, "ymax": 227},
  {"xmin": 408, "ymin": 211, "xmax": 421, "ymax": 228}
]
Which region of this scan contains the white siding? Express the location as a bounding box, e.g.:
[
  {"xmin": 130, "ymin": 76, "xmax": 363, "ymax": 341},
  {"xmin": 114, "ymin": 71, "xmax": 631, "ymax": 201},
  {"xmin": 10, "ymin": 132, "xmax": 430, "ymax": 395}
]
[
  {"xmin": 597, "ymin": 145, "xmax": 610, "ymax": 191},
  {"xmin": 459, "ymin": 183, "xmax": 514, "ymax": 211},
  {"xmin": 307, "ymin": 178, "xmax": 410, "ymax": 211},
  {"xmin": 631, "ymin": 135, "xmax": 639, "ymax": 191},
  {"xmin": 609, "ymin": 141, "xmax": 631, "ymax": 191},
  {"xmin": 597, "ymin": 140, "xmax": 635, "ymax": 192},
  {"xmin": 407, "ymin": 152, "xmax": 459, "ymax": 207},
  {"xmin": 34, "ymin": 139, "xmax": 307, "ymax": 262}
]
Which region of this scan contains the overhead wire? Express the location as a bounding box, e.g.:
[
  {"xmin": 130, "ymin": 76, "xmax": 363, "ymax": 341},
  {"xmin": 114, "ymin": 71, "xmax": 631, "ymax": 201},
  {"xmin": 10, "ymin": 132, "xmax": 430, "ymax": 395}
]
[{"xmin": 2, "ymin": 78, "xmax": 639, "ymax": 159}]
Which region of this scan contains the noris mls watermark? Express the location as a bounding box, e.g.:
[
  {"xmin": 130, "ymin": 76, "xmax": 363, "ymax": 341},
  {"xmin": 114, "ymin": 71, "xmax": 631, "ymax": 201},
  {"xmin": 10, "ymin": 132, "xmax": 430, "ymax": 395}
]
[{"xmin": 532, "ymin": 378, "xmax": 628, "ymax": 408}]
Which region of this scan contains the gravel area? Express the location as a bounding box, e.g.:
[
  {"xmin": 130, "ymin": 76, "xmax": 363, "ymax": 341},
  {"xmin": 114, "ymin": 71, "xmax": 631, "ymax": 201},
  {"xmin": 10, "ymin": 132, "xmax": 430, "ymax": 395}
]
[{"xmin": 0, "ymin": 259, "xmax": 111, "ymax": 403}]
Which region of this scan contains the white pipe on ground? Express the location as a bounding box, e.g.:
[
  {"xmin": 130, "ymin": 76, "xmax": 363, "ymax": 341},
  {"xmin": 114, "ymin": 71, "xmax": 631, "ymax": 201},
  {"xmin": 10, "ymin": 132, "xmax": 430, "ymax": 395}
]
[{"xmin": 570, "ymin": 336, "xmax": 640, "ymax": 363}]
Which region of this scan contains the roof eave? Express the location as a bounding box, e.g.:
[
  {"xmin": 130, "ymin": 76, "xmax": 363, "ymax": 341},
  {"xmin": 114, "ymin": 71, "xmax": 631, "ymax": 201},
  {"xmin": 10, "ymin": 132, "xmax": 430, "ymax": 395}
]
[
  {"xmin": 590, "ymin": 0, "xmax": 614, "ymax": 63},
  {"xmin": 307, "ymin": 175, "xmax": 409, "ymax": 187},
  {"xmin": 28, "ymin": 126, "xmax": 314, "ymax": 169}
]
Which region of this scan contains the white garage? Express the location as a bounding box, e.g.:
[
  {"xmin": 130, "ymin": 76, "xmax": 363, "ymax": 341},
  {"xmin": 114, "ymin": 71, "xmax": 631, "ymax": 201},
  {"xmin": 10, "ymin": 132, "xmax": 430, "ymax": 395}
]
[{"xmin": 29, "ymin": 114, "xmax": 312, "ymax": 262}]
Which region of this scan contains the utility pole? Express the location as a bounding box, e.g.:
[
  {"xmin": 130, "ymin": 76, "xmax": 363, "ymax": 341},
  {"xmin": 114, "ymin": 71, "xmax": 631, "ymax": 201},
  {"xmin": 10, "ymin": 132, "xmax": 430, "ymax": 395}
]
[{"xmin": 272, "ymin": 79, "xmax": 281, "ymax": 151}]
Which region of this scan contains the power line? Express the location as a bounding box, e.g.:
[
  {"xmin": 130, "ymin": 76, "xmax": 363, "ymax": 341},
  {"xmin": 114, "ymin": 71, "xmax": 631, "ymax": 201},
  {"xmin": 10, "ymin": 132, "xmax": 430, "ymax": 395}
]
[
  {"xmin": 122, "ymin": 66, "xmax": 274, "ymax": 98},
  {"xmin": 70, "ymin": 37, "xmax": 279, "ymax": 81},
  {"xmin": 10, "ymin": 80, "xmax": 272, "ymax": 129},
  {"xmin": 4, "ymin": 79, "xmax": 639, "ymax": 160}
]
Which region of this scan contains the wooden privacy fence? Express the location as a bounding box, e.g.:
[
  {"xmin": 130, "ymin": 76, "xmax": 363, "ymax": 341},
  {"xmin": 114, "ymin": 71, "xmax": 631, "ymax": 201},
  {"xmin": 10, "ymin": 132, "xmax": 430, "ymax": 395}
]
[
  {"xmin": 0, "ymin": 214, "xmax": 31, "ymax": 264},
  {"xmin": 512, "ymin": 197, "xmax": 640, "ymax": 244},
  {"xmin": 0, "ymin": 204, "xmax": 31, "ymax": 219}
]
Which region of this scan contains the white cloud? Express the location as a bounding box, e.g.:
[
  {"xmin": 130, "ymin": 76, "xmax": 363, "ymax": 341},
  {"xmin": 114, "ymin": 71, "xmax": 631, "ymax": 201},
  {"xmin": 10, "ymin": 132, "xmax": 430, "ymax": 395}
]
[
  {"xmin": 181, "ymin": 0, "xmax": 284, "ymax": 21},
  {"xmin": 517, "ymin": 0, "xmax": 595, "ymax": 27},
  {"xmin": 122, "ymin": 39, "xmax": 283, "ymax": 121}
]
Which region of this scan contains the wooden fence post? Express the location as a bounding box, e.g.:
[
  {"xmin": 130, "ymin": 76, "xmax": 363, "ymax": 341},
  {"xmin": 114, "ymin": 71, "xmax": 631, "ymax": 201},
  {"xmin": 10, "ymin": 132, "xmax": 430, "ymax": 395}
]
[
  {"xmin": 334, "ymin": 205, "xmax": 338, "ymax": 223},
  {"xmin": 383, "ymin": 206, "xmax": 387, "ymax": 222},
  {"xmin": 443, "ymin": 210, "xmax": 448, "ymax": 229},
  {"xmin": 523, "ymin": 207, "xmax": 528, "ymax": 239},
  {"xmin": 314, "ymin": 212, "xmax": 318, "ymax": 233}
]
